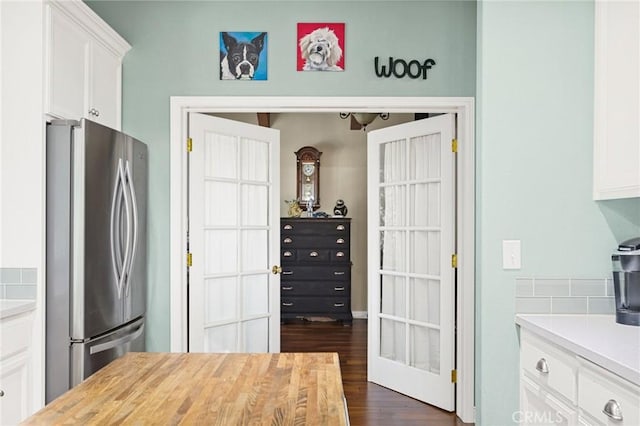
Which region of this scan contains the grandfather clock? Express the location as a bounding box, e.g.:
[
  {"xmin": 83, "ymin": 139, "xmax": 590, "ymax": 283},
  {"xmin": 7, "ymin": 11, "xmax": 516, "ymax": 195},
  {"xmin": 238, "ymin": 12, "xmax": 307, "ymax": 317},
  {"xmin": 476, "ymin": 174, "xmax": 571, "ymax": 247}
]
[{"xmin": 295, "ymin": 146, "xmax": 321, "ymax": 211}]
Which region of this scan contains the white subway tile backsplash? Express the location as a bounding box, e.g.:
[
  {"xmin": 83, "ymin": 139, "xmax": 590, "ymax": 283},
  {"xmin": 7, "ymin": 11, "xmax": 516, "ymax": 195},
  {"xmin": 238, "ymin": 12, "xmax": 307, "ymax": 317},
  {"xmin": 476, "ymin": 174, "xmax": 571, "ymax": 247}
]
[
  {"xmin": 515, "ymin": 276, "xmax": 615, "ymax": 315},
  {"xmin": 0, "ymin": 267, "xmax": 37, "ymax": 300},
  {"xmin": 21, "ymin": 268, "xmax": 37, "ymax": 284},
  {"xmin": 0, "ymin": 268, "xmax": 21, "ymax": 284}
]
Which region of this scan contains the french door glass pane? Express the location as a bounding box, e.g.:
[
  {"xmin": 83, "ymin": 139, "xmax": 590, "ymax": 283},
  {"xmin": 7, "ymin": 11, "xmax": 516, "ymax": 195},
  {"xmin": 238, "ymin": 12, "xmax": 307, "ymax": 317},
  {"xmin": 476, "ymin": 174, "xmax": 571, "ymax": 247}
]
[
  {"xmin": 380, "ymin": 185, "xmax": 406, "ymax": 227},
  {"xmin": 242, "ymin": 274, "xmax": 269, "ymax": 316},
  {"xmin": 205, "ymin": 277, "xmax": 237, "ymax": 323},
  {"xmin": 409, "ymin": 183, "xmax": 440, "ymax": 227},
  {"xmin": 380, "ymin": 318, "xmax": 405, "ymax": 362},
  {"xmin": 240, "ymin": 138, "xmax": 269, "ymax": 182},
  {"xmin": 381, "ymin": 275, "xmax": 405, "ymax": 317},
  {"xmin": 410, "ymin": 325, "xmax": 440, "ymax": 374},
  {"xmin": 241, "ymin": 230, "xmax": 267, "ymax": 270},
  {"xmin": 205, "ymin": 323, "xmax": 236, "ymax": 352},
  {"xmin": 241, "ymin": 184, "xmax": 268, "ymax": 226},
  {"xmin": 205, "ymin": 181, "xmax": 237, "ymax": 226},
  {"xmin": 205, "ymin": 134, "xmax": 237, "ymax": 179},
  {"xmin": 409, "ymin": 278, "xmax": 440, "ymax": 325},
  {"xmin": 380, "ymin": 140, "xmax": 406, "ymax": 183},
  {"xmin": 380, "ymin": 231, "xmax": 405, "ymax": 272},
  {"xmin": 409, "ymin": 231, "xmax": 440, "ymax": 276},
  {"xmin": 205, "ymin": 230, "xmax": 237, "ymax": 274},
  {"xmin": 409, "ymin": 134, "xmax": 440, "ymax": 180},
  {"xmin": 243, "ymin": 318, "xmax": 268, "ymax": 352}
]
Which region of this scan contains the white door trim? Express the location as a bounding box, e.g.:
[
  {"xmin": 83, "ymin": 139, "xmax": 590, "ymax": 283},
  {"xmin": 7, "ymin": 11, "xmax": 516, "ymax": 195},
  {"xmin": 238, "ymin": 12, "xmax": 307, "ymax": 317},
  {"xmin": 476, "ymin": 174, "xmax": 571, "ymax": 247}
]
[{"xmin": 169, "ymin": 96, "xmax": 475, "ymax": 423}]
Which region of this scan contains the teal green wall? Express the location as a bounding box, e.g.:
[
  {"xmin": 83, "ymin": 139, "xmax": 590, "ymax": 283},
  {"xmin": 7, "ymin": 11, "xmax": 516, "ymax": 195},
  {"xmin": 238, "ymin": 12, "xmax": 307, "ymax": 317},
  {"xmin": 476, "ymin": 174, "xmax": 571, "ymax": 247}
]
[
  {"xmin": 87, "ymin": 1, "xmax": 640, "ymax": 424},
  {"xmin": 477, "ymin": 1, "xmax": 639, "ymax": 424}
]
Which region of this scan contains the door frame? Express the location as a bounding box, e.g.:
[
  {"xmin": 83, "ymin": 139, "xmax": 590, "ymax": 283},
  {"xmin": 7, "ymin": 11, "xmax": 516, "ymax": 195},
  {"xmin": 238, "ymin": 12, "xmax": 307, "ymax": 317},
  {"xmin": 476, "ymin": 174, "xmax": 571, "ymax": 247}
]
[{"xmin": 169, "ymin": 96, "xmax": 475, "ymax": 423}]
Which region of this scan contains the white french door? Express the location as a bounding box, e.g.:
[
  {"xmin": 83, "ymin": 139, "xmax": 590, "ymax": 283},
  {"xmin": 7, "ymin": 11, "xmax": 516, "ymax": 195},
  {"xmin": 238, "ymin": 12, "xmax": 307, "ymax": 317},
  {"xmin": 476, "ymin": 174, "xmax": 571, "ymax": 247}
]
[
  {"xmin": 188, "ymin": 113, "xmax": 280, "ymax": 353},
  {"xmin": 367, "ymin": 114, "xmax": 456, "ymax": 411}
]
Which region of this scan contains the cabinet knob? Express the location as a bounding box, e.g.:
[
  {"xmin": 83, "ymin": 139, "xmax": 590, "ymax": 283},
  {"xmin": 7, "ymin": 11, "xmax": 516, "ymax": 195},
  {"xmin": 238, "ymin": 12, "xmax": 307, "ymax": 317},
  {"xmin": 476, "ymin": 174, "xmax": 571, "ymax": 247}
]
[
  {"xmin": 88, "ymin": 108, "xmax": 100, "ymax": 117},
  {"xmin": 283, "ymin": 237, "xmax": 293, "ymax": 244},
  {"xmin": 602, "ymin": 399, "xmax": 623, "ymax": 421},
  {"xmin": 283, "ymin": 224, "xmax": 293, "ymax": 230},
  {"xmin": 535, "ymin": 358, "xmax": 549, "ymax": 374},
  {"xmin": 336, "ymin": 225, "xmax": 345, "ymax": 231},
  {"xmin": 336, "ymin": 238, "xmax": 345, "ymax": 244},
  {"xmin": 0, "ymin": 389, "xmax": 4, "ymax": 397}
]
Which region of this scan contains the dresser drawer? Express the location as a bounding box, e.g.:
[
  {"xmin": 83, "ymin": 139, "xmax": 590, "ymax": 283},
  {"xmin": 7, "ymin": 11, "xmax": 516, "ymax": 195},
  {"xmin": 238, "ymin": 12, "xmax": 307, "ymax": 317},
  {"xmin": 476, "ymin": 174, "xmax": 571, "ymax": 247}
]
[
  {"xmin": 281, "ymin": 265, "xmax": 351, "ymax": 281},
  {"xmin": 281, "ymin": 220, "xmax": 350, "ymax": 235},
  {"xmin": 281, "ymin": 235, "xmax": 349, "ymax": 249},
  {"xmin": 521, "ymin": 329, "xmax": 578, "ymax": 404},
  {"xmin": 281, "ymin": 297, "xmax": 351, "ymax": 313},
  {"xmin": 281, "ymin": 281, "xmax": 350, "ymax": 296},
  {"xmin": 578, "ymin": 358, "xmax": 640, "ymax": 426}
]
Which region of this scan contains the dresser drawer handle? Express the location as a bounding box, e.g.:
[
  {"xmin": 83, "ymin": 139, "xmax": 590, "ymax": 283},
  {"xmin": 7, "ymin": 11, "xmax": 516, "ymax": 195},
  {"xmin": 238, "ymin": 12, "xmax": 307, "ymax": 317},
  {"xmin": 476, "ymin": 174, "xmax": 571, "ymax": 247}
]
[
  {"xmin": 535, "ymin": 358, "xmax": 549, "ymax": 374},
  {"xmin": 334, "ymin": 271, "xmax": 345, "ymax": 276},
  {"xmin": 283, "ymin": 251, "xmax": 293, "ymax": 257},
  {"xmin": 282, "ymin": 286, "xmax": 293, "ymax": 291},
  {"xmin": 334, "ymin": 303, "xmax": 345, "ymax": 307},
  {"xmin": 282, "ymin": 271, "xmax": 293, "ymax": 275},
  {"xmin": 603, "ymin": 399, "xmax": 623, "ymax": 421},
  {"xmin": 309, "ymin": 251, "xmax": 319, "ymax": 257},
  {"xmin": 336, "ymin": 251, "xmax": 345, "ymax": 257},
  {"xmin": 336, "ymin": 225, "xmax": 345, "ymax": 231},
  {"xmin": 336, "ymin": 238, "xmax": 345, "ymax": 244},
  {"xmin": 283, "ymin": 237, "xmax": 293, "ymax": 244},
  {"xmin": 334, "ymin": 286, "xmax": 345, "ymax": 291},
  {"xmin": 283, "ymin": 224, "xmax": 293, "ymax": 230},
  {"xmin": 282, "ymin": 302, "xmax": 294, "ymax": 307}
]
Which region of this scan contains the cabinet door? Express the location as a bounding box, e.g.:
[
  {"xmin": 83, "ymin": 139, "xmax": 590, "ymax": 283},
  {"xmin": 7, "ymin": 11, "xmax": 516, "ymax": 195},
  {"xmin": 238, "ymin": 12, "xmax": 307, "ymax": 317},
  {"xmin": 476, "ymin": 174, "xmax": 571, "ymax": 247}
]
[
  {"xmin": 47, "ymin": 5, "xmax": 89, "ymax": 121},
  {"xmin": 88, "ymin": 43, "xmax": 121, "ymax": 129},
  {"xmin": 0, "ymin": 352, "xmax": 30, "ymax": 425}
]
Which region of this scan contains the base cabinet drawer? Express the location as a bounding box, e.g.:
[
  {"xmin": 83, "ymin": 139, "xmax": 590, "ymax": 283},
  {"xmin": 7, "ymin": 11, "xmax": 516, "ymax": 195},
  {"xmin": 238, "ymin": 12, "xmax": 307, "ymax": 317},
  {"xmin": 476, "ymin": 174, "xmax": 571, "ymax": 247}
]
[
  {"xmin": 578, "ymin": 358, "xmax": 640, "ymax": 426},
  {"xmin": 520, "ymin": 376, "xmax": 577, "ymax": 426}
]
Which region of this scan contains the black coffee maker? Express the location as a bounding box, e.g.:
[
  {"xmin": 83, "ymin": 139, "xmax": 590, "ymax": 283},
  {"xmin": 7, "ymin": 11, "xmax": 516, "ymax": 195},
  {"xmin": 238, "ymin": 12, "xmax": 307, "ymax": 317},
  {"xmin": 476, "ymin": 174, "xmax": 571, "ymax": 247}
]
[{"xmin": 612, "ymin": 237, "xmax": 640, "ymax": 326}]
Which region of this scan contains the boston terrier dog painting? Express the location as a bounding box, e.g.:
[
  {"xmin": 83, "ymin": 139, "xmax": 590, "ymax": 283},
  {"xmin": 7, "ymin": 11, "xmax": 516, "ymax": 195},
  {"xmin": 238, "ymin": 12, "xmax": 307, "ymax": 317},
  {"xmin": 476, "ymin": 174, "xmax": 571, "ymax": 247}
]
[{"xmin": 220, "ymin": 32, "xmax": 267, "ymax": 80}]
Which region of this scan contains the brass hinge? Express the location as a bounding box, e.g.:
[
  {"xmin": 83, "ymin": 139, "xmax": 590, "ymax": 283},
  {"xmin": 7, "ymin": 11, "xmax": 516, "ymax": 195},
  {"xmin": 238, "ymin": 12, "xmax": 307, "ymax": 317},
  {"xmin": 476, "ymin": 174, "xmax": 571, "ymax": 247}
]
[
  {"xmin": 451, "ymin": 138, "xmax": 458, "ymax": 153},
  {"xmin": 187, "ymin": 138, "xmax": 193, "ymax": 152},
  {"xmin": 451, "ymin": 369, "xmax": 457, "ymax": 383},
  {"xmin": 187, "ymin": 252, "xmax": 193, "ymax": 267},
  {"xmin": 451, "ymin": 254, "xmax": 458, "ymax": 268}
]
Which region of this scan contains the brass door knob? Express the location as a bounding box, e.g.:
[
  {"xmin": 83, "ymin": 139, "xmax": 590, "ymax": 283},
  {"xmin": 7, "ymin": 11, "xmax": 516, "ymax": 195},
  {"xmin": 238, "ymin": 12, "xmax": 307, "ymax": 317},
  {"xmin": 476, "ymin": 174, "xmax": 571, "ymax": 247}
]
[{"xmin": 272, "ymin": 265, "xmax": 282, "ymax": 274}]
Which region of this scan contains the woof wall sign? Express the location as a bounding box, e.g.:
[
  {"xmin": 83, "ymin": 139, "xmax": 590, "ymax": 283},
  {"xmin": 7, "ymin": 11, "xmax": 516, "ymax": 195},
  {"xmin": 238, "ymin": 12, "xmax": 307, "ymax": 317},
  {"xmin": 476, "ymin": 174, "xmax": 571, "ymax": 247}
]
[{"xmin": 374, "ymin": 57, "xmax": 436, "ymax": 80}]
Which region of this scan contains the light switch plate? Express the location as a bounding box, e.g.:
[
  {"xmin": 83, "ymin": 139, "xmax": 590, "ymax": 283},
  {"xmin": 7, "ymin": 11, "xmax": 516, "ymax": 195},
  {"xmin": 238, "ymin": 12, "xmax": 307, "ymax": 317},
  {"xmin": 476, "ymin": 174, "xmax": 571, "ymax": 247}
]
[{"xmin": 503, "ymin": 240, "xmax": 521, "ymax": 269}]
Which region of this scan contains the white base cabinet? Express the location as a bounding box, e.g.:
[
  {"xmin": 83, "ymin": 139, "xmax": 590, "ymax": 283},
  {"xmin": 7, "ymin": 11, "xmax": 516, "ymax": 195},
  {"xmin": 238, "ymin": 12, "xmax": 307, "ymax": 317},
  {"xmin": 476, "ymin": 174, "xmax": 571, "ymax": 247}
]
[
  {"xmin": 520, "ymin": 329, "xmax": 640, "ymax": 426},
  {"xmin": 45, "ymin": 0, "xmax": 130, "ymax": 130},
  {"xmin": 0, "ymin": 311, "xmax": 34, "ymax": 425}
]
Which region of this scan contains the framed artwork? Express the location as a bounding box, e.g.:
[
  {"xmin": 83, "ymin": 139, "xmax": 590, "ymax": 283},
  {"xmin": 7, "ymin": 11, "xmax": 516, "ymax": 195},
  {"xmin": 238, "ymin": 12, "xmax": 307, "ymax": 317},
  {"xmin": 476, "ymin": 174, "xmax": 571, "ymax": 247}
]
[
  {"xmin": 219, "ymin": 31, "xmax": 268, "ymax": 80},
  {"xmin": 297, "ymin": 23, "xmax": 345, "ymax": 71}
]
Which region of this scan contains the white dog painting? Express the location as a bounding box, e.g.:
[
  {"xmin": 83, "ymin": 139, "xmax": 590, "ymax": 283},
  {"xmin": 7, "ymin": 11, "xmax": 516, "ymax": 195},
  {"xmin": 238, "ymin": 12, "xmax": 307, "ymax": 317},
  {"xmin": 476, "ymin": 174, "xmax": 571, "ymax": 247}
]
[{"xmin": 297, "ymin": 23, "xmax": 345, "ymax": 71}]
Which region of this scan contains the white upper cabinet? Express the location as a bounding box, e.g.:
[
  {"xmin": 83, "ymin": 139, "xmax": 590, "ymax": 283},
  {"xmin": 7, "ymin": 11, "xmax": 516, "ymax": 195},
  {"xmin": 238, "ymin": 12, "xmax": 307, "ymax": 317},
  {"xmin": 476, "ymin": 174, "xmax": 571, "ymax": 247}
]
[
  {"xmin": 45, "ymin": 0, "xmax": 130, "ymax": 130},
  {"xmin": 593, "ymin": 0, "xmax": 640, "ymax": 200}
]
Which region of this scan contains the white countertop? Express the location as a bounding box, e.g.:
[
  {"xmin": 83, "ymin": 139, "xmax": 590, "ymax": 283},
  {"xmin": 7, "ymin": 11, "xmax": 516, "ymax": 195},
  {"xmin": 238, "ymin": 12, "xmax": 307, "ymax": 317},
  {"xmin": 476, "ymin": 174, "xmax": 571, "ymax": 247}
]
[
  {"xmin": 0, "ymin": 299, "xmax": 36, "ymax": 320},
  {"xmin": 516, "ymin": 314, "xmax": 640, "ymax": 386}
]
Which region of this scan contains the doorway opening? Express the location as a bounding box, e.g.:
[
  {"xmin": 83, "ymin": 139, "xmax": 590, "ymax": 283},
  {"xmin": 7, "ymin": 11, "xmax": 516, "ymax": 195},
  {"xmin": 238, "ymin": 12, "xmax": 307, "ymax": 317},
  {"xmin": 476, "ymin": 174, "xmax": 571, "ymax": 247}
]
[{"xmin": 169, "ymin": 97, "xmax": 475, "ymax": 423}]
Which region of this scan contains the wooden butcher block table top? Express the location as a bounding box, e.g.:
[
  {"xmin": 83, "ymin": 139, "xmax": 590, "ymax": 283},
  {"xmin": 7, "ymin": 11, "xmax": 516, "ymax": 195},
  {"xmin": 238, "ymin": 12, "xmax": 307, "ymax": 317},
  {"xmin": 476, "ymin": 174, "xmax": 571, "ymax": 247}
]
[{"xmin": 23, "ymin": 352, "xmax": 349, "ymax": 425}]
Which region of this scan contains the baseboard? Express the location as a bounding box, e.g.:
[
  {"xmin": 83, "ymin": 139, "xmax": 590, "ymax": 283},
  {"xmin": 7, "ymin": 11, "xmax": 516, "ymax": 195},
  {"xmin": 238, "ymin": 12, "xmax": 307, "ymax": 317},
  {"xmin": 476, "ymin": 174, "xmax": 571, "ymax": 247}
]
[{"xmin": 352, "ymin": 311, "xmax": 367, "ymax": 319}]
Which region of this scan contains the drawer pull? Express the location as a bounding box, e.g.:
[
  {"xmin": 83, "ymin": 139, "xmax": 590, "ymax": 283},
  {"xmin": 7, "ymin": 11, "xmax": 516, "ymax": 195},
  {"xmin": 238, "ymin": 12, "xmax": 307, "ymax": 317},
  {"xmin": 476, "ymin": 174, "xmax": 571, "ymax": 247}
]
[
  {"xmin": 282, "ymin": 286, "xmax": 293, "ymax": 291},
  {"xmin": 336, "ymin": 225, "xmax": 345, "ymax": 231},
  {"xmin": 282, "ymin": 302, "xmax": 294, "ymax": 307},
  {"xmin": 334, "ymin": 271, "xmax": 345, "ymax": 276},
  {"xmin": 284, "ymin": 224, "xmax": 293, "ymax": 230},
  {"xmin": 283, "ymin": 237, "xmax": 293, "ymax": 244},
  {"xmin": 282, "ymin": 271, "xmax": 293, "ymax": 275},
  {"xmin": 336, "ymin": 251, "xmax": 345, "ymax": 257},
  {"xmin": 336, "ymin": 238, "xmax": 345, "ymax": 244},
  {"xmin": 535, "ymin": 358, "xmax": 549, "ymax": 374},
  {"xmin": 334, "ymin": 286, "xmax": 345, "ymax": 291},
  {"xmin": 602, "ymin": 399, "xmax": 623, "ymax": 422},
  {"xmin": 283, "ymin": 251, "xmax": 293, "ymax": 257},
  {"xmin": 334, "ymin": 303, "xmax": 345, "ymax": 307},
  {"xmin": 309, "ymin": 251, "xmax": 319, "ymax": 257}
]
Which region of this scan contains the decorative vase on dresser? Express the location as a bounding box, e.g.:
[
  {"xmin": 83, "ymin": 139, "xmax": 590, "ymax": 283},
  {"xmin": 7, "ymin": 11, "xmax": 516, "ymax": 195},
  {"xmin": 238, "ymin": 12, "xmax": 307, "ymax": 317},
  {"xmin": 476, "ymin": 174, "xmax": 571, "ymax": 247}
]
[{"xmin": 280, "ymin": 218, "xmax": 353, "ymax": 324}]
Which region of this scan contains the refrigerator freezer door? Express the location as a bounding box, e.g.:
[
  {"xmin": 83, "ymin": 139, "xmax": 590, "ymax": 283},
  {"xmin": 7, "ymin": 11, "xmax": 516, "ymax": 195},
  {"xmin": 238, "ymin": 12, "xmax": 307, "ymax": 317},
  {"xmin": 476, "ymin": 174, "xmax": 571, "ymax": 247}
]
[{"xmin": 69, "ymin": 317, "xmax": 145, "ymax": 391}]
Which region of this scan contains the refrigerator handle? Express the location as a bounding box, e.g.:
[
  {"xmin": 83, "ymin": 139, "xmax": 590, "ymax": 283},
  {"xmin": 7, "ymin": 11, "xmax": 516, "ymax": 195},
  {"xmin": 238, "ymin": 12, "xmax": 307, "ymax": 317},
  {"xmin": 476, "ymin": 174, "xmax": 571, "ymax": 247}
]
[
  {"xmin": 89, "ymin": 322, "xmax": 145, "ymax": 355},
  {"xmin": 124, "ymin": 160, "xmax": 138, "ymax": 297},
  {"xmin": 110, "ymin": 158, "xmax": 126, "ymax": 298},
  {"xmin": 120, "ymin": 158, "xmax": 132, "ymax": 299}
]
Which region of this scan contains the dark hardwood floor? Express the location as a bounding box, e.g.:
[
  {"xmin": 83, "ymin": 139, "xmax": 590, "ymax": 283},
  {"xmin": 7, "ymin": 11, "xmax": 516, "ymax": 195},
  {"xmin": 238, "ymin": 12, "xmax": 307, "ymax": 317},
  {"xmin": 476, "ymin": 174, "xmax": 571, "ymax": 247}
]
[{"xmin": 281, "ymin": 319, "xmax": 468, "ymax": 426}]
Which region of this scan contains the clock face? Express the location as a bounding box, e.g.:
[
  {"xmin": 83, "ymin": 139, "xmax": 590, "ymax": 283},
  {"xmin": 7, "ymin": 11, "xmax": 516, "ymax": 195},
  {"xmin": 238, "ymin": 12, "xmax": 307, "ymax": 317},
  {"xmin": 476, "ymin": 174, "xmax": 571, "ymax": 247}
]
[{"xmin": 302, "ymin": 163, "xmax": 315, "ymax": 177}]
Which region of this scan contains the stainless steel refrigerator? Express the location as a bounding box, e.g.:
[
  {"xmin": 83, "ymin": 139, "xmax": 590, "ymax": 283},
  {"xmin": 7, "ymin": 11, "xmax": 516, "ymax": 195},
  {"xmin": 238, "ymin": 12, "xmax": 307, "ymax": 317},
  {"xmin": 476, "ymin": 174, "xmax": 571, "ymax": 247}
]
[{"xmin": 46, "ymin": 119, "xmax": 147, "ymax": 403}]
